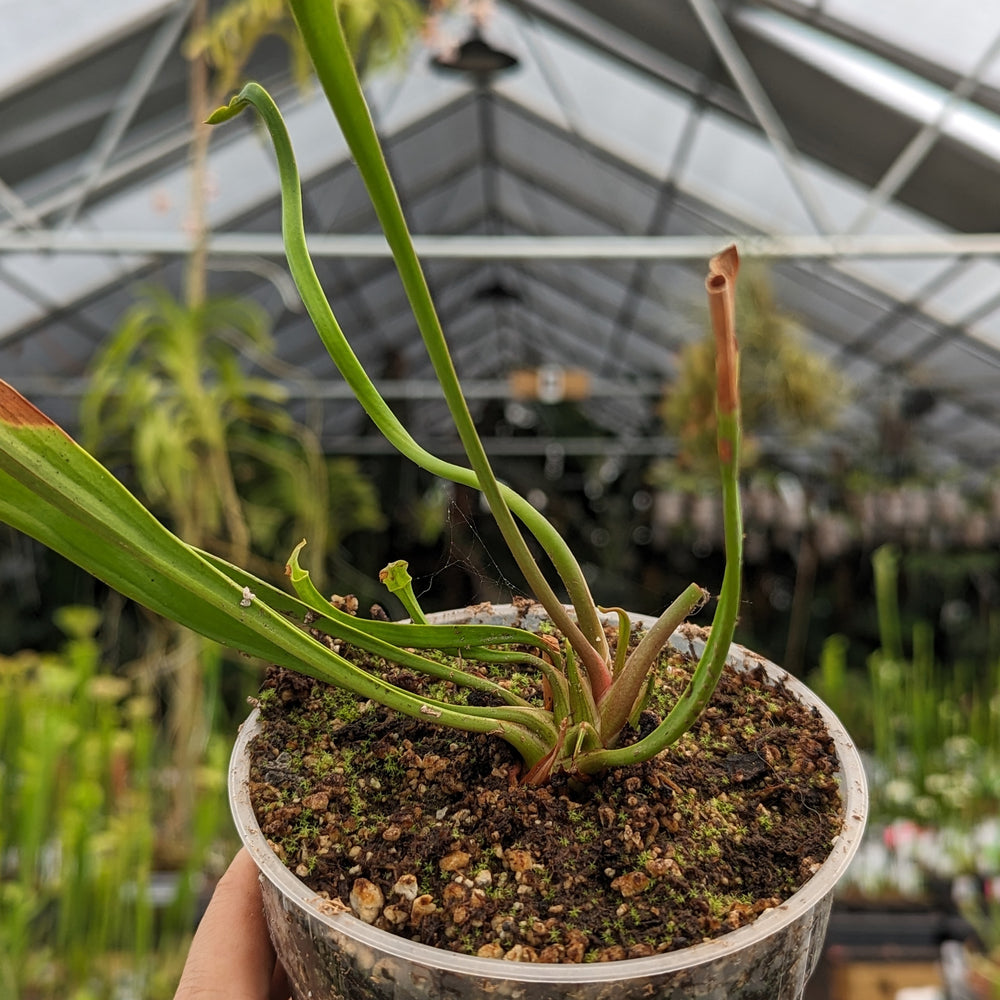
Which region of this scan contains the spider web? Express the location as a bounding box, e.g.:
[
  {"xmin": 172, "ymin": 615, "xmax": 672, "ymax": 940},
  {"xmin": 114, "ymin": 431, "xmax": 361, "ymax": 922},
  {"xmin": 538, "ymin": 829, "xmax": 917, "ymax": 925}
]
[{"xmin": 410, "ymin": 496, "xmax": 533, "ymax": 606}]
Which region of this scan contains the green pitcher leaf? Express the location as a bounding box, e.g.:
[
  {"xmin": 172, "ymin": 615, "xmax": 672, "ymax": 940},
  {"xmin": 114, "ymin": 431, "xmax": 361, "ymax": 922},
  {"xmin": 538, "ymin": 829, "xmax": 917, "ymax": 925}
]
[{"xmin": 0, "ymin": 381, "xmax": 556, "ymax": 763}]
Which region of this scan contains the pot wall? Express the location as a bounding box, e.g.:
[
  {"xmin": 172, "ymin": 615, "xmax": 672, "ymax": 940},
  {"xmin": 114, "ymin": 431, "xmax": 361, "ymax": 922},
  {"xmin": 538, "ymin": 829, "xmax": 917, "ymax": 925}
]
[{"xmin": 229, "ymin": 604, "xmax": 868, "ymax": 1000}]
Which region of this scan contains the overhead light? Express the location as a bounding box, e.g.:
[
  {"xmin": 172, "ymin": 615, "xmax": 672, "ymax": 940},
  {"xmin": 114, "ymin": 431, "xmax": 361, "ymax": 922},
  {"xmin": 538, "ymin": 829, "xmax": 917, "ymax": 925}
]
[
  {"xmin": 432, "ymin": 29, "xmax": 519, "ymax": 77},
  {"xmin": 509, "ymin": 366, "xmax": 590, "ymax": 403},
  {"xmin": 473, "ymin": 280, "xmax": 521, "ymax": 303}
]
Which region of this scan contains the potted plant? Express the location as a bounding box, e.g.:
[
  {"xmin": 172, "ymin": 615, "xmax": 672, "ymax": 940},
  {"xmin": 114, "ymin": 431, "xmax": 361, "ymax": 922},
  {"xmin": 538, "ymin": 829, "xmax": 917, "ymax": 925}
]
[{"xmin": 0, "ymin": 2, "xmax": 866, "ymax": 997}]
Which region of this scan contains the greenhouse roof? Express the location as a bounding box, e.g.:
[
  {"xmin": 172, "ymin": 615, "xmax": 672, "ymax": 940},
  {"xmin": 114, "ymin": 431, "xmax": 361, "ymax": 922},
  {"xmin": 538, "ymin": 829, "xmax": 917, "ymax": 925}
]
[{"xmin": 2, "ymin": 0, "xmax": 1000, "ymax": 486}]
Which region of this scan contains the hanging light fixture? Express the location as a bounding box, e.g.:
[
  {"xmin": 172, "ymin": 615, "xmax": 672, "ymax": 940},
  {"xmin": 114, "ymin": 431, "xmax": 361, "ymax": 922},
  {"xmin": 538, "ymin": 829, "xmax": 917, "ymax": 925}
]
[
  {"xmin": 431, "ymin": 27, "xmax": 519, "ymax": 77},
  {"xmin": 473, "ymin": 279, "xmax": 521, "ymax": 303}
]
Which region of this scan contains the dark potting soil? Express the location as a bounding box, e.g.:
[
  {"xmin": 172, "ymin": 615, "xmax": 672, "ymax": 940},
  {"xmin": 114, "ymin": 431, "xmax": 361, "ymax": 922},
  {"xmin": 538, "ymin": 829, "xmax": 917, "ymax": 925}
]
[{"xmin": 245, "ymin": 612, "xmax": 843, "ymax": 964}]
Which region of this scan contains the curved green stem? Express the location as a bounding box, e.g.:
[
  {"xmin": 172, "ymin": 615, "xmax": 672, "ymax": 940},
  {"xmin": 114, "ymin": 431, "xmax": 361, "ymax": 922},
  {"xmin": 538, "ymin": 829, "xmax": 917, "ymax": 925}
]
[
  {"xmin": 209, "ymin": 79, "xmax": 610, "ymax": 689},
  {"xmin": 464, "ymin": 648, "xmax": 571, "ymax": 724},
  {"xmin": 213, "ymin": 545, "xmax": 565, "ymax": 660},
  {"xmin": 576, "ymin": 425, "xmax": 742, "ymax": 773},
  {"xmin": 282, "ymin": 543, "xmax": 542, "ymax": 708},
  {"xmin": 228, "ymin": 5, "xmax": 612, "ymax": 681},
  {"xmin": 565, "ymin": 642, "xmax": 600, "ymax": 733},
  {"xmin": 598, "ymin": 606, "xmax": 631, "ymax": 677}
]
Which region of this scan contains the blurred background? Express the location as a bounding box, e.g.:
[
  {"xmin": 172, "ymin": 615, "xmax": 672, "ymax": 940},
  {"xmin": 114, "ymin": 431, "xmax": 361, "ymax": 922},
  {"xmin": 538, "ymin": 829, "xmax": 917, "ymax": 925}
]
[{"xmin": 2, "ymin": 1, "xmax": 1000, "ymax": 997}]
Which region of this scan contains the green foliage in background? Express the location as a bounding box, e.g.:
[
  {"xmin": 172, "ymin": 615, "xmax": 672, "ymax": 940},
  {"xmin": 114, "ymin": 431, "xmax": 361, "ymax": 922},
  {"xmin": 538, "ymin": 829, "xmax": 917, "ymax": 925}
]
[
  {"xmin": 186, "ymin": 0, "xmax": 426, "ymax": 91},
  {"xmin": 81, "ymin": 289, "xmax": 384, "ymax": 582},
  {"xmin": 0, "ymin": 607, "xmax": 236, "ymax": 1000},
  {"xmin": 812, "ymin": 545, "xmax": 1000, "ymax": 828}
]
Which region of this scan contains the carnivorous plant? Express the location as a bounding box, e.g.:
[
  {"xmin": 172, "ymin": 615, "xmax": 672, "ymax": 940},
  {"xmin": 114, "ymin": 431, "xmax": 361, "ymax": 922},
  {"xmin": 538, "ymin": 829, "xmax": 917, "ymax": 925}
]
[{"xmin": 0, "ymin": 0, "xmax": 743, "ymax": 783}]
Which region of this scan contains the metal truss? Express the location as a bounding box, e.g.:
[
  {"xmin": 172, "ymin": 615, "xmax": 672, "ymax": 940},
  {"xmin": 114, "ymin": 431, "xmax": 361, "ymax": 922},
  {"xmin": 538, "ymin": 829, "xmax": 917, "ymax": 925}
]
[{"xmin": 2, "ymin": 0, "xmax": 1000, "ymax": 474}]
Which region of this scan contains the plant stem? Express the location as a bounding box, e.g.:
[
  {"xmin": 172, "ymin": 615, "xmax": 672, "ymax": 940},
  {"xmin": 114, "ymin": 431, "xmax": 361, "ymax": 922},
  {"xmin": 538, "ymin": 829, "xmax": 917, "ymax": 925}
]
[
  {"xmin": 574, "ymin": 247, "xmax": 744, "ymax": 773},
  {"xmin": 280, "ymin": 0, "xmax": 610, "ymax": 675},
  {"xmin": 873, "ymin": 545, "xmax": 903, "ymax": 661},
  {"xmin": 210, "ymin": 73, "xmax": 612, "ymax": 689}
]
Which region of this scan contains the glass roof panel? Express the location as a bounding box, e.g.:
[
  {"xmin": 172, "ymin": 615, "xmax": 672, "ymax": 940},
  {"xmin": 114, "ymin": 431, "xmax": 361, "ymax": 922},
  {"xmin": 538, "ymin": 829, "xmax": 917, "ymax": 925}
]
[
  {"xmin": 406, "ymin": 169, "xmax": 485, "ymax": 233},
  {"xmin": 966, "ymin": 310, "xmax": 1000, "ymax": 351},
  {"xmin": 681, "ymin": 112, "xmax": 816, "ymax": 233},
  {"xmin": 493, "ymin": 112, "xmax": 661, "ymax": 234},
  {"xmin": 2, "ymin": 0, "xmax": 999, "ymax": 481},
  {"xmin": 0, "ymin": 0, "xmax": 173, "ymax": 98},
  {"xmin": 816, "ymin": 0, "xmax": 1000, "ymax": 83},
  {"xmin": 924, "ymin": 338, "xmax": 1000, "ymax": 388},
  {"xmin": 835, "ymin": 257, "xmax": 960, "ymax": 307},
  {"xmin": 918, "ymin": 260, "xmax": 1000, "ymax": 325},
  {"xmin": 740, "ymin": 7, "xmax": 1000, "ymax": 161},
  {"xmin": 1, "ymin": 251, "xmax": 141, "ymax": 321},
  {"xmin": 495, "ymin": 10, "xmax": 691, "ymax": 180}
]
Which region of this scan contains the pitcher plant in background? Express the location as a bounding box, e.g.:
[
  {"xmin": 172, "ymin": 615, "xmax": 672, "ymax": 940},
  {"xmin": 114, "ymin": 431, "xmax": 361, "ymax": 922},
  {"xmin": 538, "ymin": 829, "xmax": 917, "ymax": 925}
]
[{"xmin": 0, "ymin": 0, "xmax": 743, "ymax": 783}]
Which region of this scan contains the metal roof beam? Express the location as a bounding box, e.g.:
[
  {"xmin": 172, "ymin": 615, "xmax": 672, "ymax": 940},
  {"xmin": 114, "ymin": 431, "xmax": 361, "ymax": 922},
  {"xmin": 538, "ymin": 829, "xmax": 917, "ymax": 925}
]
[
  {"xmin": 847, "ymin": 29, "xmax": 1000, "ymax": 234},
  {"xmin": 59, "ymin": 0, "xmax": 194, "ymax": 228},
  {"xmin": 0, "ymin": 176, "xmax": 42, "ymax": 229},
  {"xmin": 8, "ymin": 230, "xmax": 1000, "ymax": 258},
  {"xmin": 687, "ymin": 0, "xmax": 834, "ymax": 234},
  {"xmin": 7, "ymin": 375, "xmax": 665, "ymax": 401}
]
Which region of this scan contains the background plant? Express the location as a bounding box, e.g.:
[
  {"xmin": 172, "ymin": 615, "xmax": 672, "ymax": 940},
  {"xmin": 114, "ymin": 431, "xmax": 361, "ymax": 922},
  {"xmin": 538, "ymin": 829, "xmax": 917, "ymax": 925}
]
[
  {"xmin": 0, "ymin": 606, "xmax": 237, "ymax": 1000},
  {"xmin": 0, "ymin": 6, "xmax": 417, "ymax": 995},
  {"xmin": 955, "ymin": 875, "xmax": 1000, "ymax": 998},
  {"xmin": 806, "ymin": 544, "xmax": 1000, "ymax": 903},
  {"xmin": 813, "ymin": 545, "xmax": 1000, "ymax": 829},
  {"xmin": 79, "ymin": 287, "xmax": 384, "ymax": 857},
  {"xmin": 67, "ymin": 0, "xmax": 401, "ymax": 864}
]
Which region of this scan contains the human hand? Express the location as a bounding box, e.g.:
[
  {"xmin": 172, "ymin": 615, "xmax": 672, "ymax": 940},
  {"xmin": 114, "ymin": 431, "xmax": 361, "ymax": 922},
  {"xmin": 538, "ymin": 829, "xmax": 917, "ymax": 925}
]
[{"xmin": 174, "ymin": 848, "xmax": 289, "ymax": 1000}]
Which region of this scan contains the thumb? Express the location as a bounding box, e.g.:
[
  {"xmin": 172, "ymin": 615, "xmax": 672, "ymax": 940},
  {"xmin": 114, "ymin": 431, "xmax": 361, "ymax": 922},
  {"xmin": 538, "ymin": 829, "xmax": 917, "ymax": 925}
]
[{"xmin": 174, "ymin": 848, "xmax": 286, "ymax": 1000}]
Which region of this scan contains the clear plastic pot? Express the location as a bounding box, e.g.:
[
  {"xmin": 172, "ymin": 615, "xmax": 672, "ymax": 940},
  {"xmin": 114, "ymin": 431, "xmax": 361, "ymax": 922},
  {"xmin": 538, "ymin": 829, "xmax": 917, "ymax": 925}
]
[{"xmin": 229, "ymin": 605, "xmax": 868, "ymax": 1000}]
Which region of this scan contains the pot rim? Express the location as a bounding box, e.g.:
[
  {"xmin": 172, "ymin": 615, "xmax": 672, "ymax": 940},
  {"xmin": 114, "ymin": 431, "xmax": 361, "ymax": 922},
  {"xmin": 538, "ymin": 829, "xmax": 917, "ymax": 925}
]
[{"xmin": 229, "ymin": 603, "xmax": 868, "ymax": 984}]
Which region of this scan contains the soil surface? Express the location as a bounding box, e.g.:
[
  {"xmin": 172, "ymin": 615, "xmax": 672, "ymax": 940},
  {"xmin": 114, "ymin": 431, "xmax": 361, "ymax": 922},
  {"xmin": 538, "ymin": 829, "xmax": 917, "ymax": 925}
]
[{"xmin": 246, "ymin": 611, "xmax": 843, "ymax": 964}]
